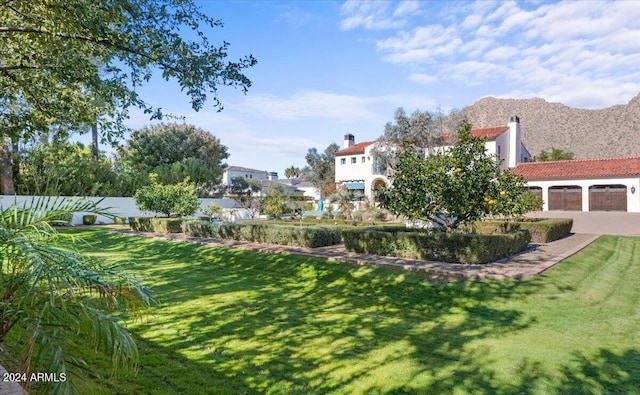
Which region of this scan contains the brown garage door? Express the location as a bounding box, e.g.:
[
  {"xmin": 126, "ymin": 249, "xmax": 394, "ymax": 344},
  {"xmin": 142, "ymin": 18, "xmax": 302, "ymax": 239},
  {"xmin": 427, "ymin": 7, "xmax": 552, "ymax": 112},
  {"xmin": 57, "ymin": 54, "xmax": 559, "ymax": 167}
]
[
  {"xmin": 548, "ymin": 186, "xmax": 582, "ymax": 211},
  {"xmin": 528, "ymin": 187, "xmax": 542, "ymax": 199},
  {"xmin": 589, "ymin": 185, "xmax": 627, "ymax": 212}
]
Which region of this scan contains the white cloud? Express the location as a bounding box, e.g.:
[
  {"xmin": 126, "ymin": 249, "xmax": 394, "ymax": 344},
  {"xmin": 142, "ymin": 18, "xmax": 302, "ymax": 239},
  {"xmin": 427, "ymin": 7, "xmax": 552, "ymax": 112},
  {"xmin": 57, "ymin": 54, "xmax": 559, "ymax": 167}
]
[
  {"xmin": 339, "ymin": 0, "xmax": 417, "ymax": 30},
  {"xmin": 408, "ymin": 73, "xmax": 438, "ymax": 84},
  {"xmin": 393, "ymin": 1, "xmax": 421, "ymax": 18},
  {"xmin": 346, "ymin": 0, "xmax": 640, "ymax": 108},
  {"xmin": 244, "ymin": 91, "xmax": 378, "ymax": 121}
]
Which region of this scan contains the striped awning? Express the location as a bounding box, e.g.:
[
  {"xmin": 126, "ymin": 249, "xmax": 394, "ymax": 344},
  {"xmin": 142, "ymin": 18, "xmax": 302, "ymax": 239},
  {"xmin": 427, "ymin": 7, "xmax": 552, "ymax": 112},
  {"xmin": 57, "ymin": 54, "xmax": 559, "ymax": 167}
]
[{"xmin": 344, "ymin": 182, "xmax": 365, "ymax": 190}]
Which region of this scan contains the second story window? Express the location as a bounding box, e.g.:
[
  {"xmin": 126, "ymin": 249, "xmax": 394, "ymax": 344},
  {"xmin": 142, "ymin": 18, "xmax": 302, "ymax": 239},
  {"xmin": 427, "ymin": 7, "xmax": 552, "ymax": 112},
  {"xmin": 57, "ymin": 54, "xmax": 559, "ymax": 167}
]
[
  {"xmin": 340, "ymin": 158, "xmax": 346, "ymax": 165},
  {"xmin": 361, "ymin": 156, "xmax": 365, "ymax": 163},
  {"xmin": 351, "ymin": 157, "xmax": 357, "ymax": 164}
]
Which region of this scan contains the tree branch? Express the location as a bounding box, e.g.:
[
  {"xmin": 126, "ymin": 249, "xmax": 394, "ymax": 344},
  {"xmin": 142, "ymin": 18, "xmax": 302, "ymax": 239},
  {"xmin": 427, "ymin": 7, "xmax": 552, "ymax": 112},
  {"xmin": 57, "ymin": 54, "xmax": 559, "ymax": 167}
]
[{"xmin": 0, "ymin": 26, "xmax": 183, "ymax": 74}]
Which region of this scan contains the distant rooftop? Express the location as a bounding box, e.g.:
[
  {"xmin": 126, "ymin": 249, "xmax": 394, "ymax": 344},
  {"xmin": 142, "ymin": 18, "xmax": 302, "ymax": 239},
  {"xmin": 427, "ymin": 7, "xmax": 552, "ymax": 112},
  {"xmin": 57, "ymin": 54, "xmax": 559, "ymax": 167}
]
[{"xmin": 226, "ymin": 165, "xmax": 267, "ymax": 173}]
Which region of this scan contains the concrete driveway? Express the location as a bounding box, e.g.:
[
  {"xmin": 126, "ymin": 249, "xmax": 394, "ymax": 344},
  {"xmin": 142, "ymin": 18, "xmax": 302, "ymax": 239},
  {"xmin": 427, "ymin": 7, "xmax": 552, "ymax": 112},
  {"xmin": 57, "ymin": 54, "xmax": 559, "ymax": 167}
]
[{"xmin": 528, "ymin": 211, "xmax": 640, "ymax": 236}]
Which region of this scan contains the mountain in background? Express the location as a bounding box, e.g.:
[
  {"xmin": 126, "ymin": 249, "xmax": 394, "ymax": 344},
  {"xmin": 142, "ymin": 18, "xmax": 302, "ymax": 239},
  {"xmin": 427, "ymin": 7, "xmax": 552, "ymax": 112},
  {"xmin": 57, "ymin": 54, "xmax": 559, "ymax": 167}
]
[{"xmin": 457, "ymin": 93, "xmax": 640, "ymax": 159}]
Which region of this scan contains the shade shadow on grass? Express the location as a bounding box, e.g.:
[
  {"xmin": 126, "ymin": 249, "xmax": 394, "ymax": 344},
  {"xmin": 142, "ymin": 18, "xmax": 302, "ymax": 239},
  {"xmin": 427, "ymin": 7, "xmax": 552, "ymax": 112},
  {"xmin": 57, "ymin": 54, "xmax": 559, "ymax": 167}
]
[
  {"xmin": 69, "ymin": 229, "xmax": 546, "ymax": 394},
  {"xmin": 56, "ymin": 229, "xmax": 640, "ymax": 394}
]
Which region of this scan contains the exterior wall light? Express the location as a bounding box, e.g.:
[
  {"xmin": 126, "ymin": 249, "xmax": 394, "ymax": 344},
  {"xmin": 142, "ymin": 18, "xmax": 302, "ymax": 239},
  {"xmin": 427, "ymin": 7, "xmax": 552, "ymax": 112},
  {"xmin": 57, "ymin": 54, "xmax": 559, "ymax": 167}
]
[{"xmin": 632, "ymin": 186, "xmax": 636, "ymax": 194}]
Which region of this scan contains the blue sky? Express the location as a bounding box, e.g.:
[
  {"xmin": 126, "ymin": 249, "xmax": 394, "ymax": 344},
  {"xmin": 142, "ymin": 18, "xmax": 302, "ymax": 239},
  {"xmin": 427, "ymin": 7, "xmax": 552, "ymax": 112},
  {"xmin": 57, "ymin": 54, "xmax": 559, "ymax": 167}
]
[{"xmin": 118, "ymin": 0, "xmax": 640, "ymax": 177}]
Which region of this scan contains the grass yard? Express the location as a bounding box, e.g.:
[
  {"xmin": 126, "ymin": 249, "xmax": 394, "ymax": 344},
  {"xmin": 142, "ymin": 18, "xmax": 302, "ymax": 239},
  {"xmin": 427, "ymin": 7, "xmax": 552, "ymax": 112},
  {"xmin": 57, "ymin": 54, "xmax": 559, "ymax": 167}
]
[{"xmin": 8, "ymin": 229, "xmax": 640, "ymax": 394}]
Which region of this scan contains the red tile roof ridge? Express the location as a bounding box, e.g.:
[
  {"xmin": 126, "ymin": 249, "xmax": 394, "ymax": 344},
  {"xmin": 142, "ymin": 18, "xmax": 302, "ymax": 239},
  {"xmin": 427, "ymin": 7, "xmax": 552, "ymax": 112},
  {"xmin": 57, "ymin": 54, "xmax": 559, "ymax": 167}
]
[
  {"xmin": 335, "ymin": 141, "xmax": 376, "ymax": 156},
  {"xmin": 518, "ymin": 156, "xmax": 640, "ymax": 165},
  {"xmin": 512, "ymin": 156, "xmax": 640, "ymax": 180}
]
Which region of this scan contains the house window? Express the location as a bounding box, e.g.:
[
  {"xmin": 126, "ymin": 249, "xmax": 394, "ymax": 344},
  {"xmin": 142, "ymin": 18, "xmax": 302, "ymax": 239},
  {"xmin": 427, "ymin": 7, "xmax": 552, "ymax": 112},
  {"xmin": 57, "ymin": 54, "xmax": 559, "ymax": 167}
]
[
  {"xmin": 361, "ymin": 156, "xmax": 365, "ymax": 163},
  {"xmin": 351, "ymin": 157, "xmax": 357, "ymax": 164},
  {"xmin": 340, "ymin": 158, "xmax": 346, "ymax": 165},
  {"xmin": 497, "ymin": 145, "xmax": 501, "ymax": 161}
]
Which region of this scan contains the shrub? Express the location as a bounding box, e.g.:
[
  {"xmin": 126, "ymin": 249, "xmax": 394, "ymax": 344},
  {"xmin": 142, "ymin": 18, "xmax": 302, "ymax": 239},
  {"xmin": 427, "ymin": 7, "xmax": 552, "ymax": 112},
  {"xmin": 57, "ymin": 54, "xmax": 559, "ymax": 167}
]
[
  {"xmin": 82, "ymin": 214, "xmax": 97, "ymax": 225},
  {"xmin": 129, "ymin": 217, "xmax": 185, "ymax": 233},
  {"xmin": 342, "ymin": 228, "xmax": 531, "ymax": 264},
  {"xmin": 49, "ymin": 212, "xmax": 73, "ymax": 226},
  {"xmin": 114, "ymin": 216, "xmax": 127, "ymax": 225},
  {"xmin": 134, "ymin": 174, "xmax": 200, "ymax": 217},
  {"xmin": 182, "ymin": 220, "xmax": 343, "ymax": 248},
  {"xmin": 472, "ymin": 218, "xmax": 573, "ymax": 243}
]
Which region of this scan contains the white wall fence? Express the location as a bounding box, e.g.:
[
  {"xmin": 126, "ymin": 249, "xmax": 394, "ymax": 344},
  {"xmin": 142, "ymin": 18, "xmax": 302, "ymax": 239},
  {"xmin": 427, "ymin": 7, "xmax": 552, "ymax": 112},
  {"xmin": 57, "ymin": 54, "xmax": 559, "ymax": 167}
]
[{"xmin": 0, "ymin": 196, "xmax": 245, "ymax": 225}]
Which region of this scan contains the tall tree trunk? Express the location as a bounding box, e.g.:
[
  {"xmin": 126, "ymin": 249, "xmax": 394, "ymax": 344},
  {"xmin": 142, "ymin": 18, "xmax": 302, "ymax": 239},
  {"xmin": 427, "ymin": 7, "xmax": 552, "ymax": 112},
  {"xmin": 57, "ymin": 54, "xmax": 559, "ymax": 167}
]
[
  {"xmin": 91, "ymin": 123, "xmax": 99, "ymax": 161},
  {"xmin": 0, "ymin": 144, "xmax": 16, "ymax": 195}
]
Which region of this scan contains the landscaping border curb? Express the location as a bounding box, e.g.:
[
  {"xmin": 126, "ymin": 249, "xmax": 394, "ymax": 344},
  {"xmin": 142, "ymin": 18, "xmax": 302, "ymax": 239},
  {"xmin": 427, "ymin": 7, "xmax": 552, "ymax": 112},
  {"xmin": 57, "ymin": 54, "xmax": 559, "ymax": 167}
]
[{"xmin": 112, "ymin": 230, "xmax": 600, "ymax": 282}]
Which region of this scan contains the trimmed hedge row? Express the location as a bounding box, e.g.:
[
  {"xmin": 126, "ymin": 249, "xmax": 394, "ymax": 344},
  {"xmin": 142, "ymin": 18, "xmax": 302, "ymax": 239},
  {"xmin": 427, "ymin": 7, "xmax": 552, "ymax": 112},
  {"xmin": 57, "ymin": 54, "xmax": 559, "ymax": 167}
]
[
  {"xmin": 128, "ymin": 217, "xmax": 185, "ymax": 233},
  {"xmin": 342, "ymin": 229, "xmax": 531, "ymax": 264},
  {"xmin": 473, "ymin": 218, "xmax": 573, "ymax": 243},
  {"xmin": 182, "ymin": 220, "xmax": 343, "ymax": 248},
  {"xmin": 270, "ymin": 218, "xmax": 393, "ymax": 228}
]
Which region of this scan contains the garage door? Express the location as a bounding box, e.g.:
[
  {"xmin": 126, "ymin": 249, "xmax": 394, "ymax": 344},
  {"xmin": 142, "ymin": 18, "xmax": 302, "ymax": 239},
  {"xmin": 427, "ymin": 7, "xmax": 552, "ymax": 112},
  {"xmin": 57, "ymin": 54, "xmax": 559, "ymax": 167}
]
[
  {"xmin": 589, "ymin": 185, "xmax": 627, "ymax": 212},
  {"xmin": 548, "ymin": 186, "xmax": 582, "ymax": 211},
  {"xmin": 528, "ymin": 187, "xmax": 542, "ymax": 200}
]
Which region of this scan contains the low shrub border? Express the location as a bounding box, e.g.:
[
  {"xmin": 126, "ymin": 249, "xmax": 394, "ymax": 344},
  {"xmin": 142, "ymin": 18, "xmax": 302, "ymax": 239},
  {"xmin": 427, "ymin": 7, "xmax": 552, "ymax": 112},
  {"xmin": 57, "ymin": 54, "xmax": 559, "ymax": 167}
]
[
  {"xmin": 82, "ymin": 214, "xmax": 97, "ymax": 225},
  {"xmin": 473, "ymin": 218, "xmax": 573, "ymax": 243},
  {"xmin": 342, "ymin": 228, "xmax": 532, "ymax": 264},
  {"xmin": 128, "ymin": 217, "xmax": 185, "ymax": 233},
  {"xmin": 183, "ymin": 220, "xmax": 343, "ymax": 248}
]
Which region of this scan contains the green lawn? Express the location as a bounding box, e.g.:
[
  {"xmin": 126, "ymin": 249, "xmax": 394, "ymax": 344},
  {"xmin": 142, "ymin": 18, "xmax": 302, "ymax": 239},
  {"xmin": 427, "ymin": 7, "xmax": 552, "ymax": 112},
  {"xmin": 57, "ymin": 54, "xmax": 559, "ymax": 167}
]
[{"xmin": 12, "ymin": 230, "xmax": 640, "ymax": 394}]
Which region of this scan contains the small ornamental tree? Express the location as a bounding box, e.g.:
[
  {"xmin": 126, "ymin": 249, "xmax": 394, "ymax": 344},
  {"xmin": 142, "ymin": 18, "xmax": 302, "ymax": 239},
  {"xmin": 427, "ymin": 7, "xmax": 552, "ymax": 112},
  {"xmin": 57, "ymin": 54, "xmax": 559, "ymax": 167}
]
[
  {"xmin": 376, "ymin": 121, "xmax": 537, "ymax": 231},
  {"xmin": 134, "ymin": 174, "xmax": 200, "ymax": 217},
  {"xmin": 327, "ymin": 188, "xmax": 367, "ymax": 219},
  {"xmin": 261, "ymin": 183, "xmax": 289, "ymax": 219}
]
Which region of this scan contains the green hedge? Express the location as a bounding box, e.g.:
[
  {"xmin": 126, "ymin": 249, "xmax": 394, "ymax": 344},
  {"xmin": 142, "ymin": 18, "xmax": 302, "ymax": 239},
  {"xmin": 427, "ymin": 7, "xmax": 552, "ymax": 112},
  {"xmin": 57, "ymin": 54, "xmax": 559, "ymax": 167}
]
[
  {"xmin": 82, "ymin": 214, "xmax": 97, "ymax": 225},
  {"xmin": 268, "ymin": 218, "xmax": 396, "ymax": 228},
  {"xmin": 128, "ymin": 217, "xmax": 185, "ymax": 233},
  {"xmin": 473, "ymin": 218, "xmax": 573, "ymax": 243},
  {"xmin": 342, "ymin": 229, "xmax": 531, "ymax": 264},
  {"xmin": 182, "ymin": 220, "xmax": 343, "ymax": 248}
]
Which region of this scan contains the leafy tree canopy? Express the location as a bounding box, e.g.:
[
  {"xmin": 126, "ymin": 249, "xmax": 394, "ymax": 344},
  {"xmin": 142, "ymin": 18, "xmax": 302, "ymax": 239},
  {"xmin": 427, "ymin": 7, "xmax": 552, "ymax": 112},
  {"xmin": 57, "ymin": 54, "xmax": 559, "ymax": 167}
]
[
  {"xmin": 133, "ymin": 174, "xmax": 200, "ymax": 217},
  {"xmin": 371, "ymin": 107, "xmax": 459, "ymax": 175},
  {"xmin": 376, "ymin": 121, "xmax": 536, "ymax": 231},
  {"xmin": 119, "ymin": 123, "xmax": 229, "ymax": 195},
  {"xmin": 261, "ymin": 183, "xmax": 289, "ymax": 219},
  {"xmin": 18, "ymin": 140, "xmax": 116, "ymax": 196},
  {"xmin": 0, "ymin": 0, "xmax": 257, "ymax": 139},
  {"xmin": 284, "ymin": 165, "xmax": 301, "ymax": 179},
  {"xmin": 303, "ymin": 143, "xmax": 339, "ymax": 197},
  {"xmin": 533, "ymin": 148, "xmax": 575, "ymax": 162}
]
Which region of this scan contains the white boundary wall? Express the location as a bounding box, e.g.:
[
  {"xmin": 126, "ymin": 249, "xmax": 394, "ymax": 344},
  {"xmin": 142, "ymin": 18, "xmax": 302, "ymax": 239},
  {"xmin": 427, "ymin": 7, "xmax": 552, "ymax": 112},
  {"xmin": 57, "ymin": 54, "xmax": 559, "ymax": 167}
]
[{"xmin": 0, "ymin": 196, "xmax": 243, "ymax": 225}]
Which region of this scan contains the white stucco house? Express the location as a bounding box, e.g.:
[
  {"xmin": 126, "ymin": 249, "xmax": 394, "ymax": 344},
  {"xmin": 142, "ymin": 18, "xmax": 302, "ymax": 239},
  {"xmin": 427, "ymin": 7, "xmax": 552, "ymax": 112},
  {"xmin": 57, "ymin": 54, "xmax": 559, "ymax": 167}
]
[
  {"xmin": 223, "ymin": 165, "xmax": 320, "ymax": 201},
  {"xmin": 335, "ymin": 116, "xmax": 531, "ymax": 201},
  {"xmin": 222, "ymin": 166, "xmax": 269, "ymax": 185},
  {"xmin": 334, "ymin": 115, "xmax": 640, "ymax": 213}
]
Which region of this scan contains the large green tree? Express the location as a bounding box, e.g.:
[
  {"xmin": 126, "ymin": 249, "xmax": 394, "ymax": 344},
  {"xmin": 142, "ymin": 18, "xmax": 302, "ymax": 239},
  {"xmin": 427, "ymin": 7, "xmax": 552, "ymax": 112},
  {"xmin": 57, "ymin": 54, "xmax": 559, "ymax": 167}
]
[
  {"xmin": 0, "ymin": 0, "xmax": 256, "ymax": 193},
  {"xmin": 376, "ymin": 121, "xmax": 535, "ymax": 231},
  {"xmin": 119, "ymin": 123, "xmax": 229, "ymax": 195},
  {"xmin": 303, "ymin": 143, "xmax": 340, "ymax": 198},
  {"xmin": 18, "ymin": 141, "xmax": 116, "ymax": 196},
  {"xmin": 371, "ymin": 107, "xmax": 457, "ymax": 175}
]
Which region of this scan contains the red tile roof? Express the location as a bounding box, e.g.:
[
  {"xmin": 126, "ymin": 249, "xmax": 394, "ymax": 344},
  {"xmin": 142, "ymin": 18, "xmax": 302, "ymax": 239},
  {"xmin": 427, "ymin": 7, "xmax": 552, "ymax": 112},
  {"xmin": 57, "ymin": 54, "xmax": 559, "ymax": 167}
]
[
  {"xmin": 336, "ymin": 126, "xmax": 509, "ymax": 156},
  {"xmin": 512, "ymin": 157, "xmax": 640, "ymax": 180},
  {"xmin": 442, "ymin": 126, "xmax": 509, "ymax": 144},
  {"xmin": 471, "ymin": 126, "xmax": 509, "ymax": 140},
  {"xmin": 335, "ymin": 141, "xmax": 375, "ymax": 156}
]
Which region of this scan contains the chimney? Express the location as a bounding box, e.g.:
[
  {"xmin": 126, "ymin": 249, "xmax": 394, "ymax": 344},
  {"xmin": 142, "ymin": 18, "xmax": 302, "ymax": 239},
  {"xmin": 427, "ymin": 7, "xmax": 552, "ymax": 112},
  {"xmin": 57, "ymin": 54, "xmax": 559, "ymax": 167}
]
[
  {"xmin": 508, "ymin": 115, "xmax": 521, "ymax": 168},
  {"xmin": 343, "ymin": 133, "xmax": 355, "ymax": 149}
]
